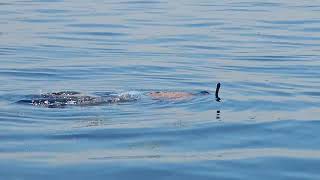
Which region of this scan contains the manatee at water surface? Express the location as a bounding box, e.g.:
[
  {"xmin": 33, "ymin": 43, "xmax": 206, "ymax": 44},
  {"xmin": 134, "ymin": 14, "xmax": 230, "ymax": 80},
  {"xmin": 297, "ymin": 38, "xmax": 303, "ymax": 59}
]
[
  {"xmin": 16, "ymin": 83, "xmax": 221, "ymax": 108},
  {"xmin": 16, "ymin": 91, "xmax": 142, "ymax": 108}
]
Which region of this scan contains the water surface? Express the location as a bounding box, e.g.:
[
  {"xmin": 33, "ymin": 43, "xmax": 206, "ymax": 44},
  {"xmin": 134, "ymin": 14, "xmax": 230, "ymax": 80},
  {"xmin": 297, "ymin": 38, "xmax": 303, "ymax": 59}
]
[{"xmin": 1, "ymin": 0, "xmax": 320, "ymax": 179}]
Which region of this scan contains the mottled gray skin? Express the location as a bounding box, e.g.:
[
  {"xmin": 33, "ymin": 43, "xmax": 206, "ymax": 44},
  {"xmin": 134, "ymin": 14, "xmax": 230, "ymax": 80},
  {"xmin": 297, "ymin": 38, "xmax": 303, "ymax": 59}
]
[
  {"xmin": 17, "ymin": 83, "xmax": 221, "ymax": 108},
  {"xmin": 17, "ymin": 91, "xmax": 138, "ymax": 108}
]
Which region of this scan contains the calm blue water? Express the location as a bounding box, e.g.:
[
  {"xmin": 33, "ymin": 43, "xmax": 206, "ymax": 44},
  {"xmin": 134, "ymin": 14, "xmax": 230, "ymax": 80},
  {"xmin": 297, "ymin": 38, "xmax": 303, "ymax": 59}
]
[{"xmin": 1, "ymin": 0, "xmax": 320, "ymax": 179}]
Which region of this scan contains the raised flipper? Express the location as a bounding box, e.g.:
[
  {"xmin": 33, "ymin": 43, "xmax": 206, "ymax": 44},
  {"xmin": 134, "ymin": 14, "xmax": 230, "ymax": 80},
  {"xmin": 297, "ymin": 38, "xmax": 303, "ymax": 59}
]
[{"xmin": 215, "ymin": 83, "xmax": 221, "ymax": 102}]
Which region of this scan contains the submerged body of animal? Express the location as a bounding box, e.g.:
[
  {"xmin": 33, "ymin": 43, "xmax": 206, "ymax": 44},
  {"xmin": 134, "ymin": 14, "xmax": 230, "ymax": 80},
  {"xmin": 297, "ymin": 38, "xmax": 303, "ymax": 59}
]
[
  {"xmin": 148, "ymin": 83, "xmax": 221, "ymax": 101},
  {"xmin": 17, "ymin": 83, "xmax": 221, "ymax": 108}
]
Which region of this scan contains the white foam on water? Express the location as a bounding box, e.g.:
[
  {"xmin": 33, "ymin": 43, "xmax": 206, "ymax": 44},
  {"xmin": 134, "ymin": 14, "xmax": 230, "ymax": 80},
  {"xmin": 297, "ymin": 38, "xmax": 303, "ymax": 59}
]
[{"xmin": 118, "ymin": 91, "xmax": 142, "ymax": 101}]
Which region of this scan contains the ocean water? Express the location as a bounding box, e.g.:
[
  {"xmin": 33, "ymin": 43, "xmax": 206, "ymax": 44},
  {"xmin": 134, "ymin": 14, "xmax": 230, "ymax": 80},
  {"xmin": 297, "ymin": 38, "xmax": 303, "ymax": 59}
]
[{"xmin": 1, "ymin": 0, "xmax": 320, "ymax": 179}]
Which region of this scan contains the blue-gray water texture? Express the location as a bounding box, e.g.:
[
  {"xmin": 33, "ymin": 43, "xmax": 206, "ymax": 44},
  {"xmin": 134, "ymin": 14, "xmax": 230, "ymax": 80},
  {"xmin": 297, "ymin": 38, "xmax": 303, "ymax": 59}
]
[{"xmin": 1, "ymin": 0, "xmax": 320, "ymax": 179}]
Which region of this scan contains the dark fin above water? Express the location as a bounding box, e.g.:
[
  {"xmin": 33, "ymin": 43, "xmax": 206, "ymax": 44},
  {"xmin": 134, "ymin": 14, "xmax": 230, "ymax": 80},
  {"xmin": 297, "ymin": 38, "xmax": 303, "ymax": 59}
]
[{"xmin": 215, "ymin": 83, "xmax": 221, "ymax": 102}]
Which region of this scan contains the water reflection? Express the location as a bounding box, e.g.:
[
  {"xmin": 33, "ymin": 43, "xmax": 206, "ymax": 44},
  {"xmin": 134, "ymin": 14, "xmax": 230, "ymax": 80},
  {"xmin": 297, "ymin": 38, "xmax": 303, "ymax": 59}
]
[{"xmin": 216, "ymin": 110, "xmax": 221, "ymax": 120}]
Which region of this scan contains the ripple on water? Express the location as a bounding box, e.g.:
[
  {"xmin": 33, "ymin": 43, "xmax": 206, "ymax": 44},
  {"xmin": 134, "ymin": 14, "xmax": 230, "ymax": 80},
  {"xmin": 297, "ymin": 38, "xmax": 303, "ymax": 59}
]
[{"xmin": 1, "ymin": 0, "xmax": 320, "ymax": 179}]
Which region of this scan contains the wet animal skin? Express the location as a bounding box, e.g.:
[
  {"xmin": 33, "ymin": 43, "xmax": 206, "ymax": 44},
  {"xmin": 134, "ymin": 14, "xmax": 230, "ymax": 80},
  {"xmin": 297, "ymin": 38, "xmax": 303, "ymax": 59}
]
[
  {"xmin": 17, "ymin": 83, "xmax": 221, "ymax": 108},
  {"xmin": 148, "ymin": 83, "xmax": 221, "ymax": 101}
]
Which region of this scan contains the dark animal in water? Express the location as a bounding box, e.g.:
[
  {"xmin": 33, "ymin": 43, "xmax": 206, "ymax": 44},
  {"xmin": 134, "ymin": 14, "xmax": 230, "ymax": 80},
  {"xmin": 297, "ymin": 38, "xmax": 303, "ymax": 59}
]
[{"xmin": 17, "ymin": 83, "xmax": 221, "ymax": 108}]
